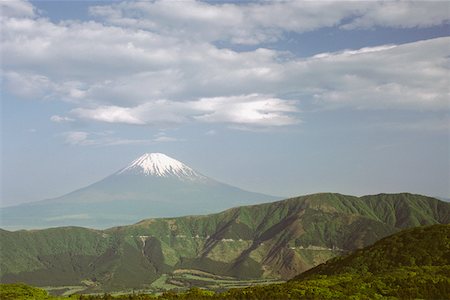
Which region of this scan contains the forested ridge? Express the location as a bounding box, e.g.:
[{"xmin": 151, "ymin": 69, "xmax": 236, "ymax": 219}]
[{"xmin": 2, "ymin": 224, "xmax": 449, "ymax": 299}]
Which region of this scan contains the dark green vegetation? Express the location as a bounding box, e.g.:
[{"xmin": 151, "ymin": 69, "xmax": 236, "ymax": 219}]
[
  {"xmin": 213, "ymin": 224, "xmax": 450, "ymax": 299},
  {"xmin": 2, "ymin": 224, "xmax": 449, "ymax": 299},
  {"xmin": 1, "ymin": 193, "xmax": 449, "ymax": 295},
  {"xmin": 0, "ymin": 283, "xmax": 54, "ymax": 300},
  {"xmin": 295, "ymin": 223, "xmax": 450, "ymax": 279}
]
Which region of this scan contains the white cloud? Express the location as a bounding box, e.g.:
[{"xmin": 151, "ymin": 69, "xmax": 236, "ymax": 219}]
[
  {"xmin": 89, "ymin": 1, "xmax": 449, "ymax": 44},
  {"xmin": 50, "ymin": 115, "xmax": 74, "ymax": 123},
  {"xmin": 0, "ymin": 0, "xmax": 36, "ymax": 18},
  {"xmin": 73, "ymin": 94, "xmax": 299, "ymax": 127},
  {"xmin": 62, "ymin": 131, "xmax": 146, "ymax": 146},
  {"xmin": 1, "ymin": 1, "xmax": 449, "ymax": 131},
  {"xmin": 152, "ymin": 131, "xmax": 184, "ymax": 142},
  {"xmin": 3, "ymin": 72, "xmax": 54, "ymax": 99},
  {"xmin": 153, "ymin": 136, "xmax": 180, "ymax": 143},
  {"xmin": 72, "ymin": 106, "xmax": 146, "ymax": 125},
  {"xmin": 1, "ymin": 15, "xmax": 285, "ymax": 105},
  {"xmin": 72, "ymin": 101, "xmax": 192, "ymax": 124},
  {"xmin": 192, "ymin": 94, "xmax": 299, "ymax": 126},
  {"xmin": 205, "ymin": 129, "xmax": 217, "ymax": 136},
  {"xmin": 305, "ymin": 38, "xmax": 450, "ymax": 110},
  {"xmin": 63, "ymin": 131, "xmax": 91, "ymax": 146},
  {"xmin": 342, "ymin": 1, "xmax": 450, "ymax": 30},
  {"xmin": 313, "ymin": 45, "xmax": 398, "ymax": 59},
  {"xmin": 61, "ymin": 131, "xmax": 181, "ymax": 146}
]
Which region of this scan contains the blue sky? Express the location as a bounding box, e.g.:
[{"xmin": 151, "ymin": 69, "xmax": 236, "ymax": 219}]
[{"xmin": 1, "ymin": 0, "xmax": 449, "ymax": 206}]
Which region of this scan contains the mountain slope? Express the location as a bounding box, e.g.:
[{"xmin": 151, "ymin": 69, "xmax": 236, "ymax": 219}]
[
  {"xmin": 211, "ymin": 224, "xmax": 450, "ymax": 299},
  {"xmin": 1, "ymin": 153, "xmax": 277, "ymax": 229},
  {"xmin": 2, "ymin": 226, "xmax": 449, "ymax": 299},
  {"xmin": 1, "ymin": 193, "xmax": 449, "ymax": 294},
  {"xmin": 294, "ymin": 223, "xmax": 450, "ymax": 279}
]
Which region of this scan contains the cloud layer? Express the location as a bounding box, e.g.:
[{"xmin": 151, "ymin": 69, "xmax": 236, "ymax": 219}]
[
  {"xmin": 2, "ymin": 0, "xmax": 449, "ymax": 131},
  {"xmin": 73, "ymin": 94, "xmax": 299, "ymax": 126},
  {"xmin": 61, "ymin": 130, "xmax": 180, "ymax": 146},
  {"xmin": 89, "ymin": 1, "xmax": 450, "ymax": 44}
]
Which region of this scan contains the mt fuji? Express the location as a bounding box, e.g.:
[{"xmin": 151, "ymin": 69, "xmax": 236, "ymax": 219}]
[
  {"xmin": 118, "ymin": 153, "xmax": 206, "ymax": 179},
  {"xmin": 1, "ymin": 153, "xmax": 277, "ymax": 229}
]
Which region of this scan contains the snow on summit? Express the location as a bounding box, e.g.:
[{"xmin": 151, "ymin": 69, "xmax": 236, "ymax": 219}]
[{"xmin": 118, "ymin": 153, "xmax": 204, "ymax": 180}]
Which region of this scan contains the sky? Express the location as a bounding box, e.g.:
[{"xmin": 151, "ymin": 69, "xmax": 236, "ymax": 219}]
[{"xmin": 1, "ymin": 0, "xmax": 449, "ymax": 207}]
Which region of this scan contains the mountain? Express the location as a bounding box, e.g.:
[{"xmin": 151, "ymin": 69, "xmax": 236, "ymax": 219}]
[
  {"xmin": 1, "ymin": 193, "xmax": 448, "ymax": 295},
  {"xmin": 293, "ymin": 223, "xmax": 450, "ymax": 279},
  {"xmin": 2, "ymin": 226, "xmax": 449, "ymax": 300},
  {"xmin": 117, "ymin": 153, "xmax": 205, "ymax": 179},
  {"xmin": 0, "ymin": 153, "xmax": 277, "ymax": 229},
  {"xmin": 210, "ymin": 224, "xmax": 450, "ymax": 300}
]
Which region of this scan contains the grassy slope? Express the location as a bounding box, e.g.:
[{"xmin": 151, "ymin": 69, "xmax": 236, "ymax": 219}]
[{"xmin": 1, "ymin": 193, "xmax": 449, "ymax": 293}]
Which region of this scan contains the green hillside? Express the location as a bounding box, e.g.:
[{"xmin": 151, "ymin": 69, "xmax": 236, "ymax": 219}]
[
  {"xmin": 216, "ymin": 224, "xmax": 450, "ymax": 299},
  {"xmin": 1, "ymin": 193, "xmax": 449, "ymax": 294},
  {"xmin": 294, "ymin": 223, "xmax": 450, "ymax": 279},
  {"xmin": 2, "ymin": 224, "xmax": 449, "ymax": 299},
  {"xmin": 0, "ymin": 283, "xmax": 53, "ymax": 300}
]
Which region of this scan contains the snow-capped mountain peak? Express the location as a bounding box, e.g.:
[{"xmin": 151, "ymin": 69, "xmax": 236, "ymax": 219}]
[{"xmin": 118, "ymin": 153, "xmax": 205, "ymax": 180}]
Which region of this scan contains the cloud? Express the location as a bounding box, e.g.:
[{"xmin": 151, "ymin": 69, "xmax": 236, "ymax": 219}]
[
  {"xmin": 313, "ymin": 45, "xmax": 398, "ymax": 59},
  {"xmin": 1, "ymin": 1, "xmax": 449, "ymax": 131},
  {"xmin": 1, "ymin": 14, "xmax": 285, "ymax": 104},
  {"xmin": 0, "ymin": 0, "xmax": 36, "ymax": 18},
  {"xmin": 341, "ymin": 1, "xmax": 450, "ymax": 30},
  {"xmin": 72, "ymin": 101, "xmax": 192, "ymax": 125},
  {"xmin": 3, "ymin": 72, "xmax": 54, "ymax": 99},
  {"xmin": 153, "ymin": 136, "xmax": 180, "ymax": 143},
  {"xmin": 72, "ymin": 106, "xmax": 146, "ymax": 125},
  {"xmin": 50, "ymin": 115, "xmax": 74, "ymax": 123},
  {"xmin": 73, "ymin": 94, "xmax": 299, "ymax": 127},
  {"xmin": 62, "ymin": 131, "xmax": 147, "ymax": 146},
  {"xmin": 61, "ymin": 131, "xmax": 181, "ymax": 146},
  {"xmin": 305, "ymin": 38, "xmax": 450, "ymax": 110},
  {"xmin": 192, "ymin": 94, "xmax": 299, "ymax": 126},
  {"xmin": 63, "ymin": 131, "xmax": 91, "ymax": 146},
  {"xmin": 205, "ymin": 130, "xmax": 217, "ymax": 136},
  {"xmin": 89, "ymin": 1, "xmax": 449, "ymax": 45}
]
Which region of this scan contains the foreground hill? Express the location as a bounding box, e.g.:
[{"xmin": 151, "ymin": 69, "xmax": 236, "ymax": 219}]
[
  {"xmin": 294, "ymin": 223, "xmax": 450, "ymax": 279},
  {"xmin": 1, "ymin": 153, "xmax": 276, "ymax": 229},
  {"xmin": 1, "ymin": 193, "xmax": 449, "ymax": 294},
  {"xmin": 215, "ymin": 224, "xmax": 450, "ymax": 299},
  {"xmin": 2, "ymin": 225, "xmax": 449, "ymax": 299}
]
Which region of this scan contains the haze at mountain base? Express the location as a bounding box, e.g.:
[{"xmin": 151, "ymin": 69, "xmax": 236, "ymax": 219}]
[{"xmin": 1, "ymin": 153, "xmax": 277, "ymax": 229}]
